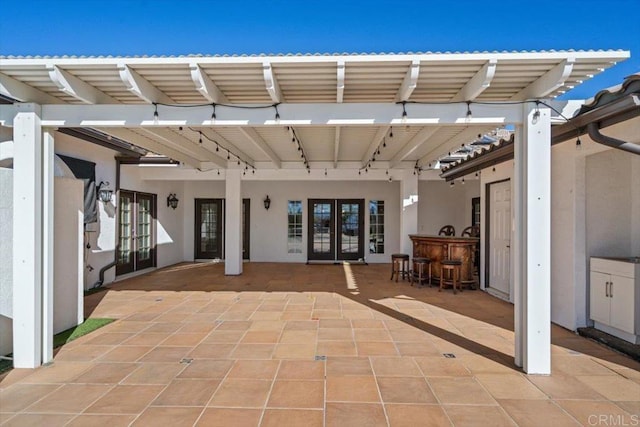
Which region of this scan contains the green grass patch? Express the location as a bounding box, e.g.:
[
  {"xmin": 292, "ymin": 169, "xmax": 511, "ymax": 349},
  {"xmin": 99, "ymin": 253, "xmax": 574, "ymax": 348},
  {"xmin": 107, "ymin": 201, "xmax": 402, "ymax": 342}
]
[{"xmin": 53, "ymin": 318, "xmax": 115, "ymax": 348}]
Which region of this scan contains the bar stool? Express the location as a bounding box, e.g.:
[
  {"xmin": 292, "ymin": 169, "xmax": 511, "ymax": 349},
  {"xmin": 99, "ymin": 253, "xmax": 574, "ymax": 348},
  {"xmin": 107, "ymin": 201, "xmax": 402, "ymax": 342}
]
[
  {"xmin": 411, "ymin": 257, "xmax": 432, "ymax": 287},
  {"xmin": 440, "ymin": 259, "xmax": 462, "ymax": 294},
  {"xmin": 390, "ymin": 253, "xmax": 410, "ymax": 282}
]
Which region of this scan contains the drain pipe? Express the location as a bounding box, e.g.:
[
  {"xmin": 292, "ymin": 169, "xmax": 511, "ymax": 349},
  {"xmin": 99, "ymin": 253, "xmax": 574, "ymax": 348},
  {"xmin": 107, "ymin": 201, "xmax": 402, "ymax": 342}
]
[{"xmin": 587, "ymin": 122, "xmax": 640, "ymax": 155}]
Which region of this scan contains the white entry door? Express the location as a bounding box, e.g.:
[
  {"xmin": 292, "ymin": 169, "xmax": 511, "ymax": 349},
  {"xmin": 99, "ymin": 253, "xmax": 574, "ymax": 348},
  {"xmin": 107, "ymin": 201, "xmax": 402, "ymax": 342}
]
[{"xmin": 488, "ymin": 180, "xmax": 511, "ymax": 297}]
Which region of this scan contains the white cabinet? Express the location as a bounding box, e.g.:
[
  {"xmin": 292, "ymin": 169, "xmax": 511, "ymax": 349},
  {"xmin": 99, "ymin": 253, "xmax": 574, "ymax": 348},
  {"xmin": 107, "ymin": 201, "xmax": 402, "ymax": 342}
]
[{"xmin": 590, "ymin": 257, "xmax": 640, "ymax": 344}]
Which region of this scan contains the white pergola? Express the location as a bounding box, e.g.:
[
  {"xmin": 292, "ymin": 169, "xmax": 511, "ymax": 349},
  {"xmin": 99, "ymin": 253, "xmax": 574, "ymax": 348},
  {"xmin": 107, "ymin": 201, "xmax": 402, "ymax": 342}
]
[{"xmin": 0, "ymin": 50, "xmax": 630, "ymax": 373}]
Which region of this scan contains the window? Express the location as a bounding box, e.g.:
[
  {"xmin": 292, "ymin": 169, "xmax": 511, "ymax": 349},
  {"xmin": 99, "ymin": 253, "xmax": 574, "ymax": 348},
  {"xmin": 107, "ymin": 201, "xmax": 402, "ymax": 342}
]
[
  {"xmin": 287, "ymin": 201, "xmax": 303, "ymax": 253},
  {"xmin": 369, "ymin": 200, "xmax": 384, "ymax": 254}
]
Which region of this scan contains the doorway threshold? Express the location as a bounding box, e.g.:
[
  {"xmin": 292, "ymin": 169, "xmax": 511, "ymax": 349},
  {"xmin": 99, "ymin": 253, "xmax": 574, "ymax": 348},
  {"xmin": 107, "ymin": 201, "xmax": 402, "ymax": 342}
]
[{"xmin": 307, "ymin": 260, "xmax": 368, "ymax": 265}]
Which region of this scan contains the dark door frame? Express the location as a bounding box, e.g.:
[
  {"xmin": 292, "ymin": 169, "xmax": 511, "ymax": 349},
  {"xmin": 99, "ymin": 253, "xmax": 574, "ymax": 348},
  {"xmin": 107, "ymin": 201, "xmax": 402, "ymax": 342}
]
[
  {"xmin": 308, "ymin": 199, "xmax": 336, "ymax": 261},
  {"xmin": 194, "ymin": 198, "xmax": 224, "ymax": 259},
  {"xmin": 116, "ymin": 189, "xmax": 157, "ymax": 276},
  {"xmin": 337, "ymin": 199, "xmax": 365, "ymax": 261},
  {"xmin": 243, "ymin": 198, "xmax": 250, "ymax": 260},
  {"xmin": 307, "ymin": 198, "xmax": 364, "ymax": 261}
]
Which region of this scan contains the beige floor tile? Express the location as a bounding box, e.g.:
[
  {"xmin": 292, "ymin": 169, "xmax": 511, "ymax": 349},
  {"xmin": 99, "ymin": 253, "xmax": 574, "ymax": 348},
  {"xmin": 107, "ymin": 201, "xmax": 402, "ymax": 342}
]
[
  {"xmin": 386, "ymin": 404, "xmax": 451, "ymax": 427},
  {"xmin": 137, "ymin": 346, "xmax": 191, "ymax": 362},
  {"xmin": 528, "ymin": 374, "xmax": 605, "ymax": 399},
  {"xmin": 122, "ymin": 333, "xmax": 171, "ymax": 346},
  {"xmin": 1, "ymin": 413, "xmax": 74, "ymax": 427},
  {"xmin": 240, "ymin": 330, "xmax": 281, "ymax": 344},
  {"xmin": 273, "ymin": 343, "xmax": 315, "ymax": 359},
  {"xmin": 499, "ymin": 399, "xmax": 581, "ymax": 427},
  {"xmin": 319, "ymin": 319, "xmax": 351, "ymax": 329},
  {"xmin": 576, "ymin": 375, "xmax": 640, "ymax": 401},
  {"xmin": 144, "ymin": 322, "xmax": 183, "ymax": 333},
  {"xmin": 98, "ymin": 346, "xmax": 152, "ymax": 362},
  {"xmin": 160, "ymin": 332, "xmax": 208, "ymax": 346},
  {"xmin": 267, "ymin": 380, "xmax": 324, "ymax": 408},
  {"xmin": 356, "ymin": 341, "xmax": 399, "ymax": 356},
  {"xmin": 250, "ymin": 311, "xmax": 282, "ymax": 320},
  {"xmin": 202, "ymin": 330, "xmax": 246, "ymax": 343},
  {"xmin": 195, "ymin": 408, "xmax": 262, "ymax": 427},
  {"xmin": 215, "ymin": 321, "xmax": 253, "ymax": 331},
  {"xmin": 325, "ymin": 402, "xmax": 387, "ymax": 427},
  {"xmin": 189, "ymin": 343, "xmax": 236, "ymax": 359},
  {"xmin": 177, "ymin": 322, "xmax": 217, "ymax": 334},
  {"xmin": 316, "ymin": 341, "xmax": 357, "ymax": 357},
  {"xmin": 370, "ymin": 357, "xmax": 422, "ymax": 377},
  {"xmin": 261, "ymin": 409, "xmax": 323, "ymax": 427},
  {"xmin": 66, "ymin": 414, "xmax": 136, "ymax": 427},
  {"xmin": 227, "ymin": 360, "xmax": 280, "ymax": 380},
  {"xmin": 395, "ymin": 341, "xmax": 441, "ymax": 356},
  {"xmin": 318, "ymin": 328, "xmax": 353, "ymax": 341},
  {"xmin": 377, "ymin": 376, "xmax": 437, "ymax": 404},
  {"xmin": 326, "ymin": 376, "xmax": 380, "ymax": 402},
  {"xmin": 413, "ymin": 355, "xmax": 471, "ymax": 377},
  {"xmin": 83, "ymin": 332, "xmax": 136, "ymax": 346},
  {"xmin": 284, "ymin": 320, "xmax": 319, "ymax": 330},
  {"xmin": 353, "ymin": 329, "xmax": 392, "ymax": 341},
  {"xmin": 71, "ymin": 362, "xmax": 138, "ymax": 384},
  {"xmin": 0, "ymin": 383, "xmax": 60, "ymax": 412},
  {"xmin": 85, "ymin": 385, "xmax": 164, "ymax": 414},
  {"xmin": 556, "ymin": 400, "xmax": 635, "ymax": 426},
  {"xmin": 443, "ymin": 405, "xmax": 517, "ymax": 427},
  {"xmin": 351, "ymin": 319, "xmax": 386, "ymax": 329},
  {"xmin": 475, "ymin": 373, "xmax": 548, "ymax": 400},
  {"xmin": 152, "ymin": 379, "xmax": 220, "ymax": 406},
  {"xmin": 428, "ymin": 377, "xmax": 496, "ymax": 405},
  {"xmin": 132, "ymin": 406, "xmax": 204, "ymax": 426},
  {"xmin": 326, "ymin": 357, "xmax": 372, "ymax": 376},
  {"xmin": 123, "ymin": 363, "xmax": 185, "ymax": 384},
  {"xmin": 279, "ymin": 330, "xmax": 318, "ymax": 344},
  {"xmin": 615, "ymin": 401, "xmax": 640, "ymax": 416},
  {"xmin": 552, "ymin": 355, "xmax": 615, "ymax": 376},
  {"xmin": 209, "ymin": 379, "xmax": 272, "ymax": 408},
  {"xmin": 178, "ymin": 360, "xmax": 235, "ymax": 379},
  {"xmin": 19, "ymin": 362, "xmax": 94, "ymax": 384},
  {"xmin": 25, "ymin": 383, "xmax": 112, "ymax": 413},
  {"xmin": 277, "ymin": 360, "xmax": 325, "ymax": 380},
  {"xmin": 53, "ymin": 345, "xmax": 112, "ymax": 362},
  {"xmin": 231, "ymin": 344, "xmax": 276, "ymax": 359}
]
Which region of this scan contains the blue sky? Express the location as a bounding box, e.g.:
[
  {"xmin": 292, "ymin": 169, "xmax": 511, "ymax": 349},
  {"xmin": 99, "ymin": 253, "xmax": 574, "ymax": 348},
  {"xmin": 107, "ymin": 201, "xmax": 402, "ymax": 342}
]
[{"xmin": 1, "ymin": 0, "xmax": 638, "ymax": 99}]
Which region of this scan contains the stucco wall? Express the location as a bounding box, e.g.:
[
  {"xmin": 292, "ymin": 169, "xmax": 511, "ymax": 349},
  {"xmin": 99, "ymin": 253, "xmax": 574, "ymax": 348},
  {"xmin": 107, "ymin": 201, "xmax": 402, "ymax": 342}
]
[
  {"xmin": 417, "ymin": 179, "xmax": 480, "ymax": 236},
  {"xmin": 181, "ymin": 180, "xmax": 401, "ymax": 264},
  {"xmin": 0, "ymin": 168, "xmax": 13, "ymax": 356}
]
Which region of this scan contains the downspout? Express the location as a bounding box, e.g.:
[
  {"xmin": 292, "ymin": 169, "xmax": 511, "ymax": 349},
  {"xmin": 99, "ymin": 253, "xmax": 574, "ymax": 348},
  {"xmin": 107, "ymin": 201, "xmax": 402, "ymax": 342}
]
[
  {"xmin": 587, "ymin": 122, "xmax": 640, "ymax": 155},
  {"xmin": 91, "ymin": 157, "xmax": 121, "ymax": 288}
]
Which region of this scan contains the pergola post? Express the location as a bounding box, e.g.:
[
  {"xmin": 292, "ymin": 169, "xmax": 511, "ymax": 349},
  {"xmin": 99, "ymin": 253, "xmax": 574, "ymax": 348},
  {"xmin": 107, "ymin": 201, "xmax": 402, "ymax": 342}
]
[
  {"xmin": 514, "ymin": 103, "xmax": 551, "ymax": 374},
  {"xmin": 12, "ymin": 103, "xmax": 54, "ymax": 368},
  {"xmin": 224, "ymin": 167, "xmax": 243, "ymax": 275},
  {"xmin": 400, "ymin": 169, "xmax": 419, "ymax": 255}
]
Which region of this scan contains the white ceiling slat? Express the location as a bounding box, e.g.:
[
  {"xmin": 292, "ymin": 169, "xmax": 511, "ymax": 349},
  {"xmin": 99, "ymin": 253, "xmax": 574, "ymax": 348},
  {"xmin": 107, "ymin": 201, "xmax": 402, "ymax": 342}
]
[
  {"xmin": 333, "ymin": 126, "xmax": 341, "ymax": 168},
  {"xmin": 0, "ymin": 72, "xmax": 63, "ymax": 104},
  {"xmin": 450, "ymin": 59, "xmax": 498, "ymax": 102},
  {"xmin": 99, "ymin": 127, "xmax": 203, "ymax": 169},
  {"xmin": 510, "ymin": 58, "xmax": 575, "ymax": 100},
  {"xmin": 189, "ymin": 63, "xmax": 229, "ymax": 103},
  {"xmin": 360, "ymin": 126, "xmax": 391, "ymax": 168},
  {"xmin": 238, "ymin": 127, "xmax": 282, "ymax": 169},
  {"xmin": 46, "ymin": 64, "xmax": 117, "ymax": 104},
  {"xmin": 336, "ymin": 61, "xmax": 345, "ymax": 103},
  {"xmin": 263, "ymin": 62, "xmax": 283, "ymax": 103},
  {"xmin": 389, "ymin": 127, "xmax": 442, "ymax": 168},
  {"xmin": 117, "ymin": 64, "xmax": 173, "ymax": 104},
  {"xmin": 140, "ymin": 128, "xmax": 227, "ymax": 168},
  {"xmin": 395, "ymin": 59, "xmax": 421, "ymax": 102}
]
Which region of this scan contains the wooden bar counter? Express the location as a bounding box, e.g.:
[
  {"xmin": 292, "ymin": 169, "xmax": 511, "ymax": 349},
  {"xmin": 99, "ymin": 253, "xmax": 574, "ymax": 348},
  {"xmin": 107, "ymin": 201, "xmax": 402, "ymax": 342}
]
[{"xmin": 409, "ymin": 234, "xmax": 479, "ymax": 289}]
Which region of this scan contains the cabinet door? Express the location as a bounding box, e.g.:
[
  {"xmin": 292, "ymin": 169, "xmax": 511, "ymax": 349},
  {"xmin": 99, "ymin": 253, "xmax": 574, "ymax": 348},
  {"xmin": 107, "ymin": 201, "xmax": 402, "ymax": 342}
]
[
  {"xmin": 609, "ymin": 275, "xmax": 635, "ymax": 333},
  {"xmin": 590, "ymin": 271, "xmax": 610, "ymax": 324}
]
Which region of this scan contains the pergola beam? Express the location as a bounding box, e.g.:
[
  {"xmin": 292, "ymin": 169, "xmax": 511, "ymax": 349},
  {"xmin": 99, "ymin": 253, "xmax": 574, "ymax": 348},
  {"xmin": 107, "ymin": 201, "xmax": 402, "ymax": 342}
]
[
  {"xmin": 451, "ymin": 59, "xmax": 497, "ymax": 102},
  {"xmin": 141, "ymin": 128, "xmax": 228, "ymax": 168},
  {"xmin": 263, "ymin": 62, "xmax": 283, "ymax": 103},
  {"xmin": 361, "ymin": 126, "xmax": 390, "ymax": 168},
  {"xmin": 0, "ymin": 102, "xmax": 528, "ymax": 128},
  {"xmin": 510, "ymin": 58, "xmax": 575, "ymax": 100},
  {"xmin": 0, "ymin": 72, "xmax": 63, "ymax": 104},
  {"xmin": 238, "ymin": 127, "xmax": 281, "ymax": 168},
  {"xmin": 333, "ymin": 126, "xmax": 341, "ymax": 168},
  {"xmin": 98, "ymin": 127, "xmax": 203, "ymax": 170},
  {"xmin": 46, "ymin": 64, "xmax": 116, "ymax": 104},
  {"xmin": 117, "ymin": 64, "xmax": 173, "ymax": 104},
  {"xmin": 389, "ymin": 127, "xmax": 441, "ymax": 168},
  {"xmin": 336, "ymin": 61, "xmax": 345, "ymax": 103},
  {"xmin": 395, "ymin": 59, "xmax": 420, "ymax": 102},
  {"xmin": 189, "ymin": 63, "xmax": 228, "ymax": 103}
]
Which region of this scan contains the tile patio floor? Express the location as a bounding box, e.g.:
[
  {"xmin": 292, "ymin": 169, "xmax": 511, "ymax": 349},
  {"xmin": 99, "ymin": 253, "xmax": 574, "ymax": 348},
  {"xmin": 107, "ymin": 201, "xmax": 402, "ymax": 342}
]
[{"xmin": 1, "ymin": 262, "xmax": 639, "ymax": 426}]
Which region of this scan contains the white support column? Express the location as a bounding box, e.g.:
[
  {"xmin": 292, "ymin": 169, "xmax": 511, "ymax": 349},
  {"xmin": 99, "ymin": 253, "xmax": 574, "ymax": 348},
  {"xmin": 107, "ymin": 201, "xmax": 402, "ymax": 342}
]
[
  {"xmin": 400, "ymin": 169, "xmax": 419, "ymax": 255},
  {"xmin": 41, "ymin": 129, "xmax": 54, "ymax": 364},
  {"xmin": 224, "ymin": 167, "xmax": 243, "ymax": 275},
  {"xmin": 12, "ymin": 103, "xmax": 43, "ymax": 368},
  {"xmin": 514, "ymin": 103, "xmax": 551, "ymax": 374}
]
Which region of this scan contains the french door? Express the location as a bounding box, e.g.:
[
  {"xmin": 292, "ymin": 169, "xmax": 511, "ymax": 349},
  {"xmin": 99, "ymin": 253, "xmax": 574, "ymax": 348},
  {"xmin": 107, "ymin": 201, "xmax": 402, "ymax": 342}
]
[
  {"xmin": 194, "ymin": 198, "xmax": 250, "ymax": 260},
  {"xmin": 308, "ymin": 199, "xmax": 364, "ymax": 261},
  {"xmin": 116, "ymin": 190, "xmax": 156, "ymax": 275}
]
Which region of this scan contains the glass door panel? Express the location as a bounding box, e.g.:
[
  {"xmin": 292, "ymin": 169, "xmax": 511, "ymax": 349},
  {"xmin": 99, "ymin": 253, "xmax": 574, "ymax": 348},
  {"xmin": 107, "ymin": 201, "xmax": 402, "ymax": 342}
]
[
  {"xmin": 337, "ymin": 199, "xmax": 364, "ymax": 260},
  {"xmin": 117, "ymin": 191, "xmax": 134, "ymax": 275},
  {"xmin": 117, "ymin": 191, "xmax": 155, "ymax": 275},
  {"xmin": 195, "ymin": 199, "xmax": 223, "ymax": 259},
  {"xmin": 307, "ymin": 199, "xmax": 335, "ymax": 260},
  {"xmin": 136, "ymin": 194, "xmax": 154, "ymax": 270}
]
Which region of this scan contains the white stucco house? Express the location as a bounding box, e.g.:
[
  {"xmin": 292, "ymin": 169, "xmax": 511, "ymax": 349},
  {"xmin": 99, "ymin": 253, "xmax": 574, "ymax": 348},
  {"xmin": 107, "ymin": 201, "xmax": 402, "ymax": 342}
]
[{"xmin": 0, "ymin": 50, "xmax": 637, "ymax": 375}]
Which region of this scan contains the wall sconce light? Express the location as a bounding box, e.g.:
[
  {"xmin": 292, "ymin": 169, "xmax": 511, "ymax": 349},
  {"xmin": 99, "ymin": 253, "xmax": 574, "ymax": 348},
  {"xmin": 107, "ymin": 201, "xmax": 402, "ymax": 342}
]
[
  {"xmin": 263, "ymin": 195, "xmax": 271, "ymax": 210},
  {"xmin": 96, "ymin": 181, "xmax": 113, "ymax": 203},
  {"xmin": 167, "ymin": 193, "xmax": 179, "ymax": 210}
]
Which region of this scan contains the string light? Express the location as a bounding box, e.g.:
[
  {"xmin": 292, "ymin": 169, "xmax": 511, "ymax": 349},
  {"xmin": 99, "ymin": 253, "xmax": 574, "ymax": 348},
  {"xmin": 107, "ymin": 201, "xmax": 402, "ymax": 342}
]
[
  {"xmin": 401, "ymin": 102, "xmax": 408, "ymax": 122},
  {"xmin": 182, "ymin": 127, "xmax": 257, "ymax": 174},
  {"xmin": 465, "ymin": 101, "xmax": 472, "ymax": 120},
  {"xmin": 198, "ymin": 131, "xmax": 203, "ymax": 144},
  {"xmin": 211, "ymin": 103, "xmax": 216, "ymax": 121},
  {"xmin": 152, "ymin": 103, "xmax": 159, "ymax": 124}
]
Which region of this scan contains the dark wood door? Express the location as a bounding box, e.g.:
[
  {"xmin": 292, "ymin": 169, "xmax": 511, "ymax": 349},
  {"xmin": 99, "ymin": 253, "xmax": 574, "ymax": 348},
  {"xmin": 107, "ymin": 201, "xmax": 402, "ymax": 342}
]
[
  {"xmin": 117, "ymin": 190, "xmax": 156, "ymax": 275},
  {"xmin": 308, "ymin": 199, "xmax": 335, "ymax": 261},
  {"xmin": 243, "ymin": 198, "xmax": 250, "ymax": 260},
  {"xmin": 195, "ymin": 199, "xmax": 223, "ymax": 259},
  {"xmin": 337, "ymin": 199, "xmax": 364, "ymax": 261}
]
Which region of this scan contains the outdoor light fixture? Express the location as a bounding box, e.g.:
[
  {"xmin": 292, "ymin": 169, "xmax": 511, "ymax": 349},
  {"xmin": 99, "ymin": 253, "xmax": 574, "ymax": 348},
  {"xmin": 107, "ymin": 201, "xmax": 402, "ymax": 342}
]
[
  {"xmin": 96, "ymin": 181, "xmax": 113, "ymax": 203},
  {"xmin": 167, "ymin": 193, "xmax": 179, "ymax": 210},
  {"xmin": 263, "ymin": 195, "xmax": 271, "ymax": 210}
]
